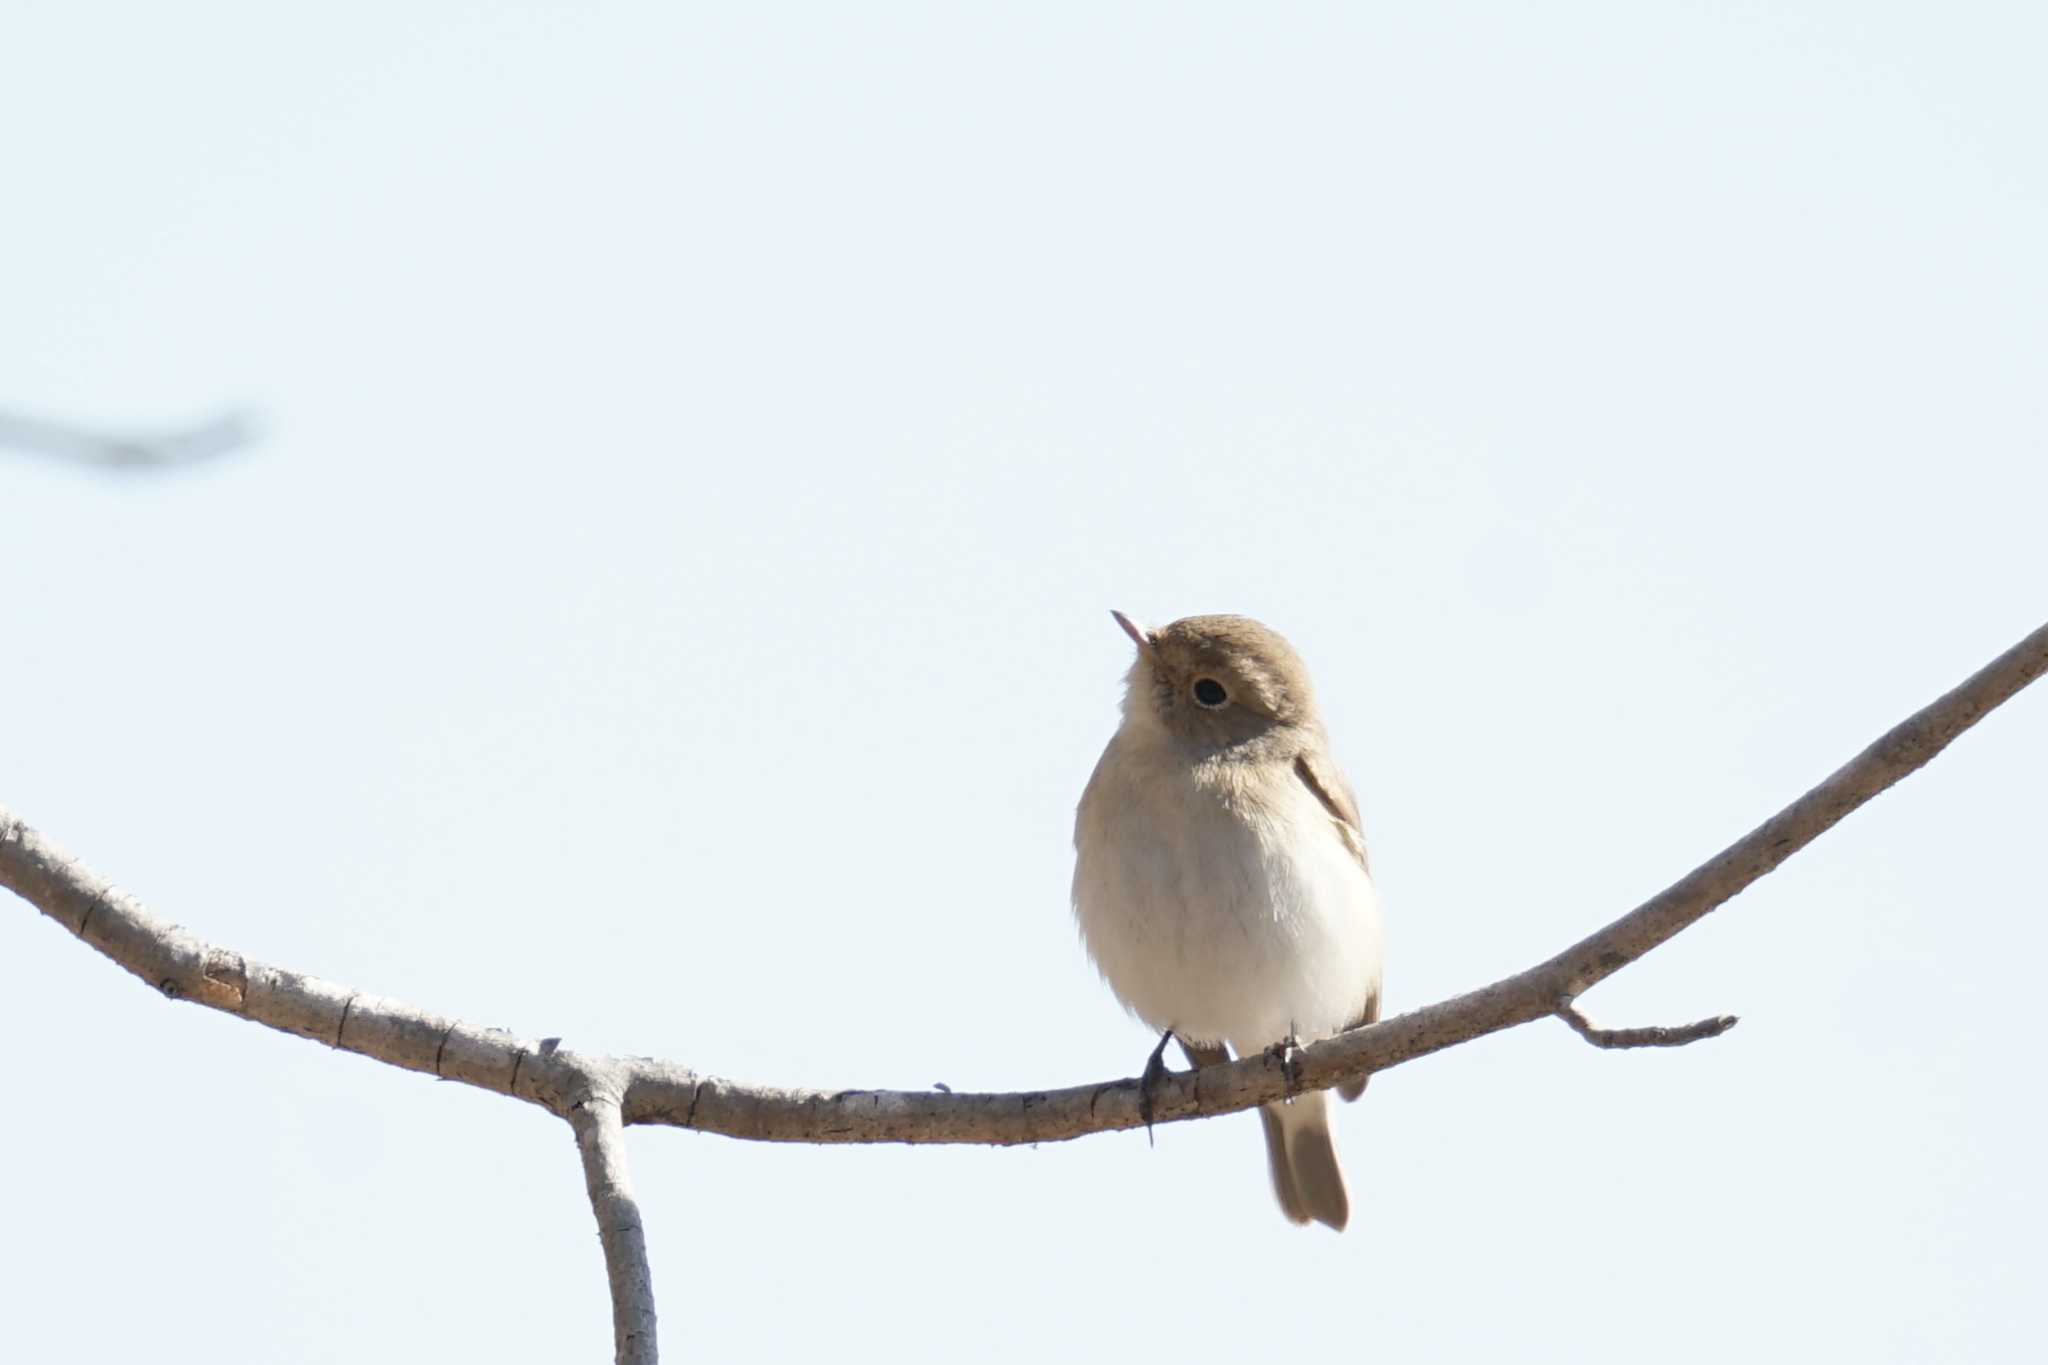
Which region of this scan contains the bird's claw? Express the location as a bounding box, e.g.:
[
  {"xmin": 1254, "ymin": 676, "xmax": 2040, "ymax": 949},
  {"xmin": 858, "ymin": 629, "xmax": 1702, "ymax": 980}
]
[
  {"xmin": 1266, "ymin": 1031, "xmax": 1305, "ymax": 1097},
  {"xmin": 1138, "ymin": 1028, "xmax": 1175, "ymax": 1147}
]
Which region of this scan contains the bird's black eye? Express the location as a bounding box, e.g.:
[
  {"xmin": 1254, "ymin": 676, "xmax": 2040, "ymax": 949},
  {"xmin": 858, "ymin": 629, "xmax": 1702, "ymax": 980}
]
[{"xmin": 1192, "ymin": 677, "xmax": 1229, "ymax": 708}]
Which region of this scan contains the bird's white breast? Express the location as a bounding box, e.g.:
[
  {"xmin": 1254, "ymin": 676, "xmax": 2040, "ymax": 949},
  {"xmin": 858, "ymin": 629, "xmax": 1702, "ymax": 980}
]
[{"xmin": 1072, "ymin": 734, "xmax": 1382, "ymax": 1056}]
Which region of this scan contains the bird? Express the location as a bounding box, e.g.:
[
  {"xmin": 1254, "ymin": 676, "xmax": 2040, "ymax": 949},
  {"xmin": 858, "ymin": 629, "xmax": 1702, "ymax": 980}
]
[{"xmin": 1072, "ymin": 611, "xmax": 1383, "ymax": 1231}]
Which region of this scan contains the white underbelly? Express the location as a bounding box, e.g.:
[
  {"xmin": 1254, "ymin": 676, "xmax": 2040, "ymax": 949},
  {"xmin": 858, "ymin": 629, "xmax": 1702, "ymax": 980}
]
[{"xmin": 1072, "ymin": 746, "xmax": 1382, "ymax": 1055}]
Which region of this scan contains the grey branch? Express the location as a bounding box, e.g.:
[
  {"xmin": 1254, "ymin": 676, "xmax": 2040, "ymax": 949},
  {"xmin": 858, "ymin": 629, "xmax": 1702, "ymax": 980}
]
[
  {"xmin": 569, "ymin": 1076, "xmax": 659, "ymax": 1365},
  {"xmin": 0, "ymin": 408, "xmax": 258, "ymax": 469},
  {"xmin": 6, "ymin": 617, "xmax": 2046, "ymax": 1360},
  {"xmin": 1555, "ymin": 999, "xmax": 1739, "ymax": 1049}
]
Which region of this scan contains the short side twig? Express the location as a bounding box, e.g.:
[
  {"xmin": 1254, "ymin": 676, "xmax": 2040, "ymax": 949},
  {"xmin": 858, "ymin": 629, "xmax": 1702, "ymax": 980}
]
[
  {"xmin": 568, "ymin": 1088, "xmax": 659, "ymax": 1365},
  {"xmin": 1555, "ymin": 999, "xmax": 1738, "ymax": 1050}
]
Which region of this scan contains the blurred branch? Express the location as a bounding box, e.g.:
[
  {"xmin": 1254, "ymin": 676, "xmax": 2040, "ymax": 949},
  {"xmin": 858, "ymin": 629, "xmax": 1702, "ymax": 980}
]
[
  {"xmin": 0, "ymin": 408, "xmax": 258, "ymax": 469},
  {"xmin": 5, "ymin": 618, "xmax": 2046, "ymax": 1360}
]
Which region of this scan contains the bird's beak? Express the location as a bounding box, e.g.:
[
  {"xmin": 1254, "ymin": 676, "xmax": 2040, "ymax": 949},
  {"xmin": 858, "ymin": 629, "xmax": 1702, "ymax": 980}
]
[{"xmin": 1110, "ymin": 609, "xmax": 1153, "ymax": 654}]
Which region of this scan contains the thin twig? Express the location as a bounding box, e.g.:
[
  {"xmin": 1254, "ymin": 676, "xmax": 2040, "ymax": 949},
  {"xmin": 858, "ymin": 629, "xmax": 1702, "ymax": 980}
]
[
  {"xmin": 5, "ymin": 617, "xmax": 2047, "ymax": 1359},
  {"xmin": 4, "ymin": 619, "xmax": 2045, "ymax": 1143},
  {"xmin": 1555, "ymin": 999, "xmax": 1738, "ymax": 1049}
]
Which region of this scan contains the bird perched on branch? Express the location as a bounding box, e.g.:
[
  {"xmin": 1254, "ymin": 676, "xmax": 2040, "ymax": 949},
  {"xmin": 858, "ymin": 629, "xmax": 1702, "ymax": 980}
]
[{"xmin": 1073, "ymin": 611, "xmax": 1382, "ymax": 1230}]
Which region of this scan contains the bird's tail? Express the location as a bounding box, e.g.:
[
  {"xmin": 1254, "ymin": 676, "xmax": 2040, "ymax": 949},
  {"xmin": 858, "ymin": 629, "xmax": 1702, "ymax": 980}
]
[{"xmin": 1258, "ymin": 1091, "xmax": 1350, "ymax": 1231}]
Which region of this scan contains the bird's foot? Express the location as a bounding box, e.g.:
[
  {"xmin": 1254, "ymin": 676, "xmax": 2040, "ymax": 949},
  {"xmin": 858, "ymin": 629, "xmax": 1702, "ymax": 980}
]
[
  {"xmin": 1265, "ymin": 1031, "xmax": 1305, "ymax": 1098},
  {"xmin": 1138, "ymin": 1028, "xmax": 1176, "ymax": 1147}
]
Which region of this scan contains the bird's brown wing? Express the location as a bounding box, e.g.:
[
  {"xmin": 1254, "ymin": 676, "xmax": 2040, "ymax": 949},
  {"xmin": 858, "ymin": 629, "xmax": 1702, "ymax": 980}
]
[
  {"xmin": 1296, "ymin": 748, "xmax": 1378, "ymax": 1101},
  {"xmin": 1293, "ymin": 750, "xmax": 1369, "ymax": 874}
]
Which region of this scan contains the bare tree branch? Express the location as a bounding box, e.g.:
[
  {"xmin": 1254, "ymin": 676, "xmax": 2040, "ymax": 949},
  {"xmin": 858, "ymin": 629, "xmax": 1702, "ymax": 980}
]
[
  {"xmin": 568, "ymin": 1072, "xmax": 660, "ymax": 1365},
  {"xmin": 0, "ymin": 408, "xmax": 258, "ymax": 469},
  {"xmin": 1555, "ymin": 999, "xmax": 1738, "ymax": 1049},
  {"xmin": 5, "ymin": 617, "xmax": 2045, "ymax": 1357}
]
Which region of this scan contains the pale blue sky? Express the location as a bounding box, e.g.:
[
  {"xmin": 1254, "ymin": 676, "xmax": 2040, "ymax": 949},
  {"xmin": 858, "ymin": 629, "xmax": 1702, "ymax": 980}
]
[{"xmin": 5, "ymin": 4, "xmax": 2046, "ymax": 1361}]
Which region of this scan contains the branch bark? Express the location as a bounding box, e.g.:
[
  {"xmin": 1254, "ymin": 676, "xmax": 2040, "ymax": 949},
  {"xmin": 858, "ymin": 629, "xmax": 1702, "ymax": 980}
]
[
  {"xmin": 6, "ymin": 617, "xmax": 2045, "ymax": 1358},
  {"xmin": 568, "ymin": 1073, "xmax": 659, "ymax": 1365}
]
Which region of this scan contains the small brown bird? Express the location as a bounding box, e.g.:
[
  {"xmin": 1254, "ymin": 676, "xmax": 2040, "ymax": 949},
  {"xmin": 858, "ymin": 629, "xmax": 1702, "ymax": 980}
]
[{"xmin": 1072, "ymin": 612, "xmax": 1382, "ymax": 1230}]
